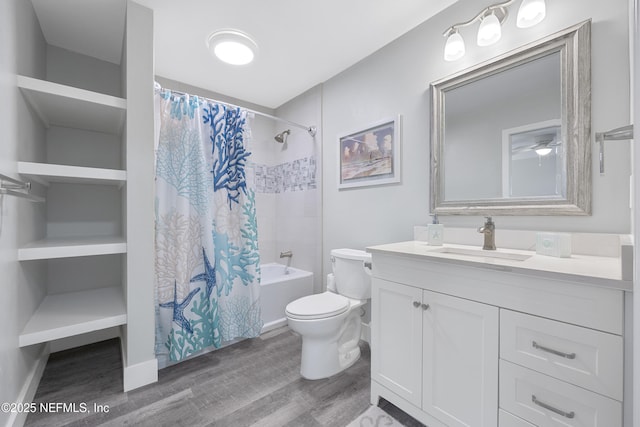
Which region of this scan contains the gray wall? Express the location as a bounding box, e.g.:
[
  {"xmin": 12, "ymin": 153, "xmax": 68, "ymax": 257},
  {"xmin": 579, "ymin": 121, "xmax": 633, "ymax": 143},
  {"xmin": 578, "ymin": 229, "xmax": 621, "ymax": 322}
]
[
  {"xmin": 0, "ymin": 0, "xmax": 48, "ymax": 426},
  {"xmin": 321, "ymin": 0, "xmax": 631, "ymax": 278}
]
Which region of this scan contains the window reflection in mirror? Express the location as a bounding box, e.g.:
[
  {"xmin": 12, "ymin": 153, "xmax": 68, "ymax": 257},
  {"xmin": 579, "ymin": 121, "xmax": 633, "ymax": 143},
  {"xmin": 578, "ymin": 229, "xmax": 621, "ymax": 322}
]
[{"xmin": 503, "ymin": 120, "xmax": 564, "ymax": 198}]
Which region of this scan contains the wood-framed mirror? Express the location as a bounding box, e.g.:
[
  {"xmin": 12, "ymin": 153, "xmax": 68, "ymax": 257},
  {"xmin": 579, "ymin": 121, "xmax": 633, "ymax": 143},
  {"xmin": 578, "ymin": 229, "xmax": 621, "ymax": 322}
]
[{"xmin": 430, "ymin": 20, "xmax": 591, "ymax": 215}]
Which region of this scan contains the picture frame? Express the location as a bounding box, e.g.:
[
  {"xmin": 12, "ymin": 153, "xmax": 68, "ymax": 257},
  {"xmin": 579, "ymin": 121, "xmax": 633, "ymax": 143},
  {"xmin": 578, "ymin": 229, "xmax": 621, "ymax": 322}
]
[{"xmin": 337, "ymin": 115, "xmax": 401, "ymax": 189}]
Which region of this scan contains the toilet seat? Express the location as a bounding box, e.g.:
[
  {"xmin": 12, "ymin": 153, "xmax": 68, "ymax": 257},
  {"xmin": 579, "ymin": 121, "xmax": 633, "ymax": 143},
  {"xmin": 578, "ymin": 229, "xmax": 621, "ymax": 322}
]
[{"xmin": 285, "ymin": 292, "xmax": 350, "ymax": 320}]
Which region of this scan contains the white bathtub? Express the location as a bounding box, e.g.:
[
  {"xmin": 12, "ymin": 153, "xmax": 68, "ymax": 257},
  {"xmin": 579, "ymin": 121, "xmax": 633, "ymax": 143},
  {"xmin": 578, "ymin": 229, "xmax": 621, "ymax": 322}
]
[{"xmin": 260, "ymin": 263, "xmax": 314, "ymax": 333}]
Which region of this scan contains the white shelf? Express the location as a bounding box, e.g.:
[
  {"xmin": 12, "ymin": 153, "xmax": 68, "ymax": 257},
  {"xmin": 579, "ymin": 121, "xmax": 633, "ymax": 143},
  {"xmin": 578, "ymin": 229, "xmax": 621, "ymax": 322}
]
[
  {"xmin": 17, "ymin": 75, "xmax": 126, "ymax": 135},
  {"xmin": 19, "ymin": 236, "xmax": 126, "ymax": 261},
  {"xmin": 18, "ymin": 161, "xmax": 126, "ymax": 186},
  {"xmin": 19, "ymin": 286, "xmax": 127, "ymax": 347}
]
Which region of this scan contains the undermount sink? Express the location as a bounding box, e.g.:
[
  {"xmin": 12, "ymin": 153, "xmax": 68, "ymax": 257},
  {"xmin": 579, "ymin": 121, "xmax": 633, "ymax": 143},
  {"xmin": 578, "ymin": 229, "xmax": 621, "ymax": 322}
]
[{"xmin": 432, "ymin": 247, "xmax": 532, "ymax": 261}]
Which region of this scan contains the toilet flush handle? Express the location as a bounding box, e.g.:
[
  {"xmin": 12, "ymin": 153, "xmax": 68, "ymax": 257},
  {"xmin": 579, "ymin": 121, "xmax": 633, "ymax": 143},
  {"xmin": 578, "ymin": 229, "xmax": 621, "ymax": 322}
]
[{"xmin": 363, "ymin": 261, "xmax": 372, "ymax": 276}]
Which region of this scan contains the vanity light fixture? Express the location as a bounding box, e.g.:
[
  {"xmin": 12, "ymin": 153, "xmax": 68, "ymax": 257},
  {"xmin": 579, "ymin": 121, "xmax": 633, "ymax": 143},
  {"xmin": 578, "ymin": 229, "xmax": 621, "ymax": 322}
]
[
  {"xmin": 477, "ymin": 12, "xmax": 503, "ymax": 46},
  {"xmin": 207, "ymin": 29, "xmax": 258, "ymax": 65},
  {"xmin": 443, "ymin": 0, "xmax": 546, "ymax": 61},
  {"xmin": 517, "ymin": 0, "xmax": 546, "ymax": 28},
  {"xmin": 444, "ymin": 30, "xmax": 466, "ymax": 61}
]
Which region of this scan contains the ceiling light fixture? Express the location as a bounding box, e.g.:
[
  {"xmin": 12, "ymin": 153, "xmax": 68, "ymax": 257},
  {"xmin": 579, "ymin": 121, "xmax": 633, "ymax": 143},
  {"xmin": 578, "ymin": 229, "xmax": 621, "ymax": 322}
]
[
  {"xmin": 207, "ymin": 29, "xmax": 258, "ymax": 65},
  {"xmin": 442, "ymin": 0, "xmax": 546, "ymax": 61},
  {"xmin": 535, "ymin": 147, "xmax": 553, "ymax": 156}
]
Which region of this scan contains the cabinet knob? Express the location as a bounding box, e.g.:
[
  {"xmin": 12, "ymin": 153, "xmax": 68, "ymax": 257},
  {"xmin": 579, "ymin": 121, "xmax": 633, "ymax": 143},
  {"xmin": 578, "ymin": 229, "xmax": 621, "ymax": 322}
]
[
  {"xmin": 421, "ymin": 303, "xmax": 430, "ymax": 310},
  {"xmin": 412, "ymin": 301, "xmax": 421, "ymax": 308}
]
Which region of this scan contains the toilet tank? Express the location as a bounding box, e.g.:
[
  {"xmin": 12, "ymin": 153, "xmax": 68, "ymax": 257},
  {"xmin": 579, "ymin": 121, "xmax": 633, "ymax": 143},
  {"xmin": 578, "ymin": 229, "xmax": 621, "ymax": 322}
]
[{"xmin": 330, "ymin": 248, "xmax": 372, "ymax": 300}]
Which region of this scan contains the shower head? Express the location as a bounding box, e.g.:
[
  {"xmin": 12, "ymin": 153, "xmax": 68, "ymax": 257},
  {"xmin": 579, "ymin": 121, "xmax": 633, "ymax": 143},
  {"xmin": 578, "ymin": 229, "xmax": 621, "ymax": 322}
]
[{"xmin": 275, "ymin": 129, "xmax": 291, "ymax": 143}]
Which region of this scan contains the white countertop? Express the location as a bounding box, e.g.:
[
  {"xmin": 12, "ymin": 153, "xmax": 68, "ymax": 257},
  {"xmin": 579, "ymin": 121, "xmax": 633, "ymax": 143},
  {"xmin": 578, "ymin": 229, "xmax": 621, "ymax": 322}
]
[{"xmin": 367, "ymin": 241, "xmax": 632, "ymax": 292}]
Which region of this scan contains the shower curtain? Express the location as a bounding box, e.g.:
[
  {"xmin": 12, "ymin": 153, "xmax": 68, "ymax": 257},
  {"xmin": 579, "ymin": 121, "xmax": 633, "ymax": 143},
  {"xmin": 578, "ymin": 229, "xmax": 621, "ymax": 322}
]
[{"xmin": 154, "ymin": 88, "xmax": 262, "ymax": 363}]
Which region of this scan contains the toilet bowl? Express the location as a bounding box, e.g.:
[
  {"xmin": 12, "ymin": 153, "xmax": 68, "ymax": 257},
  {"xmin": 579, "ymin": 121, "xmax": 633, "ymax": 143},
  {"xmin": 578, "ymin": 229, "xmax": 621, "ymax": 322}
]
[{"xmin": 285, "ymin": 248, "xmax": 372, "ymax": 380}]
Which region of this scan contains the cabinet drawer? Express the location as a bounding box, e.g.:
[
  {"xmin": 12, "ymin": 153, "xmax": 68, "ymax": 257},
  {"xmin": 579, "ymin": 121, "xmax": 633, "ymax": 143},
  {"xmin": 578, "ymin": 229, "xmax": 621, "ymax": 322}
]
[
  {"xmin": 500, "ymin": 310, "xmax": 623, "ymax": 400},
  {"xmin": 500, "ymin": 360, "xmax": 622, "ymax": 426},
  {"xmin": 499, "ymin": 410, "xmax": 535, "ymax": 427}
]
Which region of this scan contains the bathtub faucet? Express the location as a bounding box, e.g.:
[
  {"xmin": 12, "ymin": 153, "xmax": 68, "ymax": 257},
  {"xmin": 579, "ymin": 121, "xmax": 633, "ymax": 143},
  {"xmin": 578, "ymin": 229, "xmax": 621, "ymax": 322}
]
[{"xmin": 280, "ymin": 250, "xmax": 293, "ymax": 274}]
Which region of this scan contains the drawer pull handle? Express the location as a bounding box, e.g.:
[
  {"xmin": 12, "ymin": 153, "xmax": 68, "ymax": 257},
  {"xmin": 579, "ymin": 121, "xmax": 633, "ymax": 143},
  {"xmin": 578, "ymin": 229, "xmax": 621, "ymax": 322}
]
[
  {"xmin": 421, "ymin": 303, "xmax": 430, "ymax": 310},
  {"xmin": 412, "ymin": 301, "xmax": 421, "ymax": 308},
  {"xmin": 532, "ymin": 341, "xmax": 576, "ymax": 359},
  {"xmin": 532, "ymin": 395, "xmax": 575, "ymax": 419}
]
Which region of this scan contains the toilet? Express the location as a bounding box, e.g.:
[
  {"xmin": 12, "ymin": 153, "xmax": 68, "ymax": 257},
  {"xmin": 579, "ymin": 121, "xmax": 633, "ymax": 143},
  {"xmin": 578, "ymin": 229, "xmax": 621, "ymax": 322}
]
[{"xmin": 285, "ymin": 248, "xmax": 372, "ymax": 380}]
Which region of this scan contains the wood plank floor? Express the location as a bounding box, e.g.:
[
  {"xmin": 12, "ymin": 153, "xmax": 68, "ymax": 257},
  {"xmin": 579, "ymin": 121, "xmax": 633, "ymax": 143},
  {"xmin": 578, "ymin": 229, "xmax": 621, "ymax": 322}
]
[{"xmin": 25, "ymin": 327, "xmax": 424, "ymax": 427}]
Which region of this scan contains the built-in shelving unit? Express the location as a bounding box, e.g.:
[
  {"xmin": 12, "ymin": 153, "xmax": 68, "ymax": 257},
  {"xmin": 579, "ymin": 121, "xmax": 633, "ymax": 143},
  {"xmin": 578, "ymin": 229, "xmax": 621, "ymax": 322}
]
[
  {"xmin": 14, "ymin": 1, "xmax": 156, "ymax": 393},
  {"xmin": 17, "ymin": 63, "xmax": 127, "ymax": 349},
  {"xmin": 17, "ymin": 75, "xmax": 126, "ymax": 134},
  {"xmin": 18, "ymin": 286, "xmax": 127, "ymax": 347}
]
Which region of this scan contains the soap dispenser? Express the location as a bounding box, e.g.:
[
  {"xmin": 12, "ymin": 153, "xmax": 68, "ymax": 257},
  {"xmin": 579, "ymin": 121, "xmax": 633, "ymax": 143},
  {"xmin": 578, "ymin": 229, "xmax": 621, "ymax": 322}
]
[{"xmin": 426, "ymin": 214, "xmax": 444, "ymax": 246}]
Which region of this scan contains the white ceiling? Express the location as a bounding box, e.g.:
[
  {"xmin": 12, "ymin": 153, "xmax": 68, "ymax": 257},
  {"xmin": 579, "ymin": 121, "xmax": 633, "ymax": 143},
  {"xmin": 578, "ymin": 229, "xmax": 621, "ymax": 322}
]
[{"xmin": 31, "ymin": 0, "xmax": 457, "ymax": 109}]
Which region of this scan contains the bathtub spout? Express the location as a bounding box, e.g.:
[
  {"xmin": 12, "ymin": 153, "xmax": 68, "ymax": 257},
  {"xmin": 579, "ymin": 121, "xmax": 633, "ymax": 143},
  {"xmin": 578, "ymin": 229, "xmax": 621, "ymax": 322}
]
[{"xmin": 280, "ymin": 250, "xmax": 293, "ymax": 274}]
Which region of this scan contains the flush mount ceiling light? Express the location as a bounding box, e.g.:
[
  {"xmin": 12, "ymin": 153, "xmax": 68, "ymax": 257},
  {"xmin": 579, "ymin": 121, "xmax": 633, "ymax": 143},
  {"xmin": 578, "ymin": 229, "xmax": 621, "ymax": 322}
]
[
  {"xmin": 442, "ymin": 0, "xmax": 546, "ymax": 61},
  {"xmin": 207, "ymin": 29, "xmax": 258, "ymax": 65}
]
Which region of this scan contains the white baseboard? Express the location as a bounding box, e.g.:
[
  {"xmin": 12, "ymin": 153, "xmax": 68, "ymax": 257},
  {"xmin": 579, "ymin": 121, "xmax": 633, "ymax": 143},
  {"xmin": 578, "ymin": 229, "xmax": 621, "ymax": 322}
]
[
  {"xmin": 8, "ymin": 344, "xmax": 49, "ymax": 427},
  {"xmin": 361, "ymin": 322, "xmax": 371, "ymax": 345},
  {"xmin": 123, "ymin": 357, "xmax": 158, "ymax": 392}
]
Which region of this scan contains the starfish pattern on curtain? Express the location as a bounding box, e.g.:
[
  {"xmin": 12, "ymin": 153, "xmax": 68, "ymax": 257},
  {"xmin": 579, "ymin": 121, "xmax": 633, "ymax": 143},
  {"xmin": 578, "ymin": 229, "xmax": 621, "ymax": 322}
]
[{"xmin": 154, "ymin": 88, "xmax": 262, "ymax": 363}]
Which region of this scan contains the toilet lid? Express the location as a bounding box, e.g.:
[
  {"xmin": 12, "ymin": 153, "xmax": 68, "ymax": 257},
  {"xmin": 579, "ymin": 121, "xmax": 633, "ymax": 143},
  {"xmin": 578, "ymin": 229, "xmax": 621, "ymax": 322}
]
[{"xmin": 285, "ymin": 292, "xmax": 350, "ymax": 320}]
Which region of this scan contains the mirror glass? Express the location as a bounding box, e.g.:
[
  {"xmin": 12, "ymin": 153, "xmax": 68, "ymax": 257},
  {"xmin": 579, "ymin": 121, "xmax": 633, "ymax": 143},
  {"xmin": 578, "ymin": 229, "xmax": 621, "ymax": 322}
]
[{"xmin": 431, "ymin": 21, "xmax": 591, "ymax": 215}]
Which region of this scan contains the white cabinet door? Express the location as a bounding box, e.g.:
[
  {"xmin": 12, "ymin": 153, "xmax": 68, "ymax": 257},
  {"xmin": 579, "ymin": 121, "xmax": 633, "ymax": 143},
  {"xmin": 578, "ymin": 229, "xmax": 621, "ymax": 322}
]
[
  {"xmin": 422, "ymin": 290, "xmax": 499, "ymax": 427},
  {"xmin": 371, "ymin": 278, "xmax": 423, "ymax": 407}
]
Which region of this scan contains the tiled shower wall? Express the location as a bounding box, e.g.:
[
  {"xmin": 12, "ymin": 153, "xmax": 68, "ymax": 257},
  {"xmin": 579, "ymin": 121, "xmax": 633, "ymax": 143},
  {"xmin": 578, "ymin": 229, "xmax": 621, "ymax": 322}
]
[{"xmin": 251, "ymin": 156, "xmax": 317, "ymax": 193}]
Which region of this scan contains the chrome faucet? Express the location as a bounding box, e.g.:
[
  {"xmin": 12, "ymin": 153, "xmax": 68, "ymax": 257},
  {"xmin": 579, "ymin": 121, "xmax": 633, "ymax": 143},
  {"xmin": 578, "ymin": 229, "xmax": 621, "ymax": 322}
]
[
  {"xmin": 477, "ymin": 217, "xmax": 496, "ymax": 250},
  {"xmin": 279, "ymin": 250, "xmax": 293, "ymax": 274}
]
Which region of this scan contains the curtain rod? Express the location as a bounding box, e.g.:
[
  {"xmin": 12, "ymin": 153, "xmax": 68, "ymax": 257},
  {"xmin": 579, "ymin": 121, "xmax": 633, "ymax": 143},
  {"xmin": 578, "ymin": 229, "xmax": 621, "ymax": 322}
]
[{"xmin": 155, "ymin": 83, "xmax": 317, "ymax": 137}]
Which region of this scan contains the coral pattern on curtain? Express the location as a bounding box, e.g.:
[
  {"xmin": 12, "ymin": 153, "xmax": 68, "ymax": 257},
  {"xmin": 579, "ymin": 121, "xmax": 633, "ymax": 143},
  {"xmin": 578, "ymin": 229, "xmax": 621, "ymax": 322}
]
[{"xmin": 154, "ymin": 89, "xmax": 262, "ymax": 363}]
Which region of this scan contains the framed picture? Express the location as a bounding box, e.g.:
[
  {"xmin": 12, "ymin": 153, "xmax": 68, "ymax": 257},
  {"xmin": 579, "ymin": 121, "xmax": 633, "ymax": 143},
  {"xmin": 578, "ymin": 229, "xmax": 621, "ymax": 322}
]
[{"xmin": 337, "ymin": 115, "xmax": 401, "ymax": 189}]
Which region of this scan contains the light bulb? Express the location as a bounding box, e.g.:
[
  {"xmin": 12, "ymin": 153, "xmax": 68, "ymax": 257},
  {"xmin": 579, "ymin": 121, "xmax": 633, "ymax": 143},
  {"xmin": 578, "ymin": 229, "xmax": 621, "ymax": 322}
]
[
  {"xmin": 444, "ymin": 31, "xmax": 465, "ymax": 61},
  {"xmin": 517, "ymin": 0, "xmax": 546, "ymax": 28},
  {"xmin": 477, "ymin": 13, "xmax": 502, "ymax": 46}
]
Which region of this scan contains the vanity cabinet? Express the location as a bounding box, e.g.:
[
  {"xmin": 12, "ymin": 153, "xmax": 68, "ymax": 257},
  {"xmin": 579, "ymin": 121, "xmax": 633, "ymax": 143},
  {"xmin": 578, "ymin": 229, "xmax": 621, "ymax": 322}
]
[
  {"xmin": 372, "ymin": 278, "xmax": 498, "ymax": 427},
  {"xmin": 368, "ymin": 243, "xmax": 628, "ymax": 427}
]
